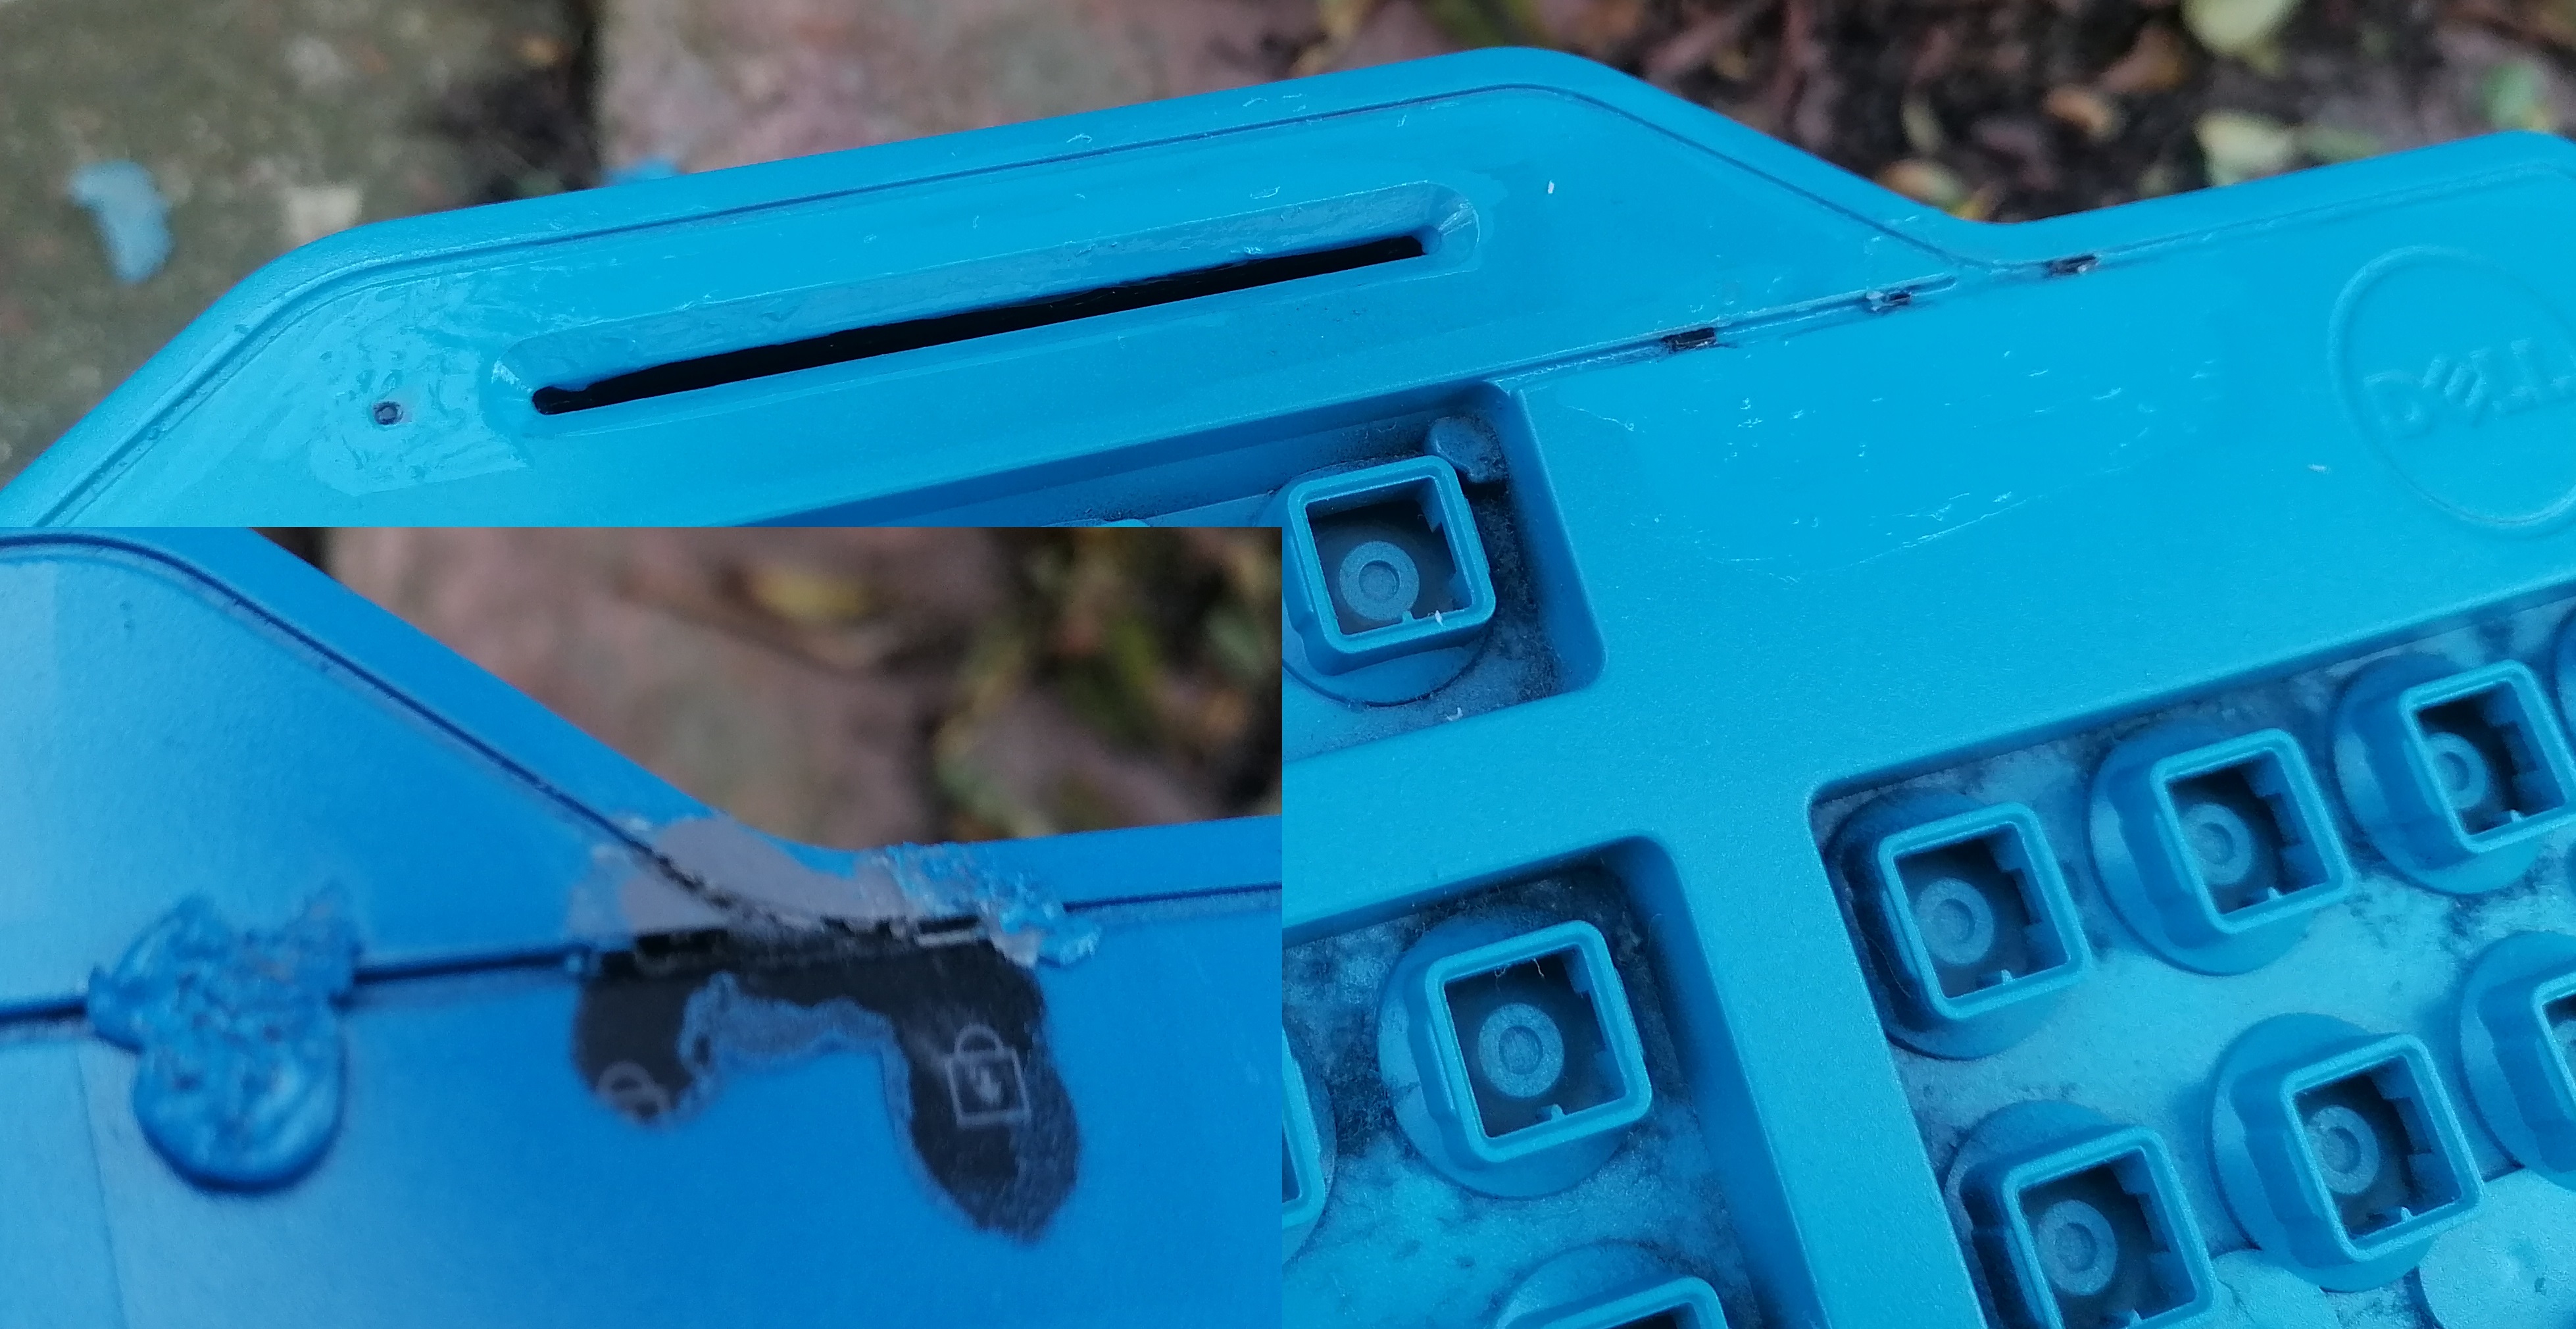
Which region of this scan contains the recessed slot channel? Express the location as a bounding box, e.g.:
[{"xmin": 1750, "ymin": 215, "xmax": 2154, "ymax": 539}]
[{"xmin": 530, "ymin": 234, "xmax": 1429, "ymax": 414}]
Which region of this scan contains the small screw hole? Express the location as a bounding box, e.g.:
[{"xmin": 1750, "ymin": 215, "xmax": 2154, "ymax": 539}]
[{"xmin": 370, "ymin": 401, "xmax": 404, "ymax": 426}]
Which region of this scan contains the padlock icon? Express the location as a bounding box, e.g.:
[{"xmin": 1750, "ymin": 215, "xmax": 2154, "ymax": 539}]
[{"xmin": 943, "ymin": 1024, "xmax": 1031, "ymax": 1128}]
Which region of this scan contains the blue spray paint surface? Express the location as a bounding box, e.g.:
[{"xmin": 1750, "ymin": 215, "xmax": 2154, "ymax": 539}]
[
  {"xmin": 86, "ymin": 893, "xmax": 360, "ymax": 1188},
  {"xmin": 65, "ymin": 161, "xmax": 173, "ymax": 285}
]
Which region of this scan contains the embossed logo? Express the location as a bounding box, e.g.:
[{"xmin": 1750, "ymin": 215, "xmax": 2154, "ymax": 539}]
[
  {"xmin": 2335, "ymin": 251, "xmax": 2576, "ymax": 526},
  {"xmin": 2359, "ymin": 338, "xmax": 2576, "ymax": 438}
]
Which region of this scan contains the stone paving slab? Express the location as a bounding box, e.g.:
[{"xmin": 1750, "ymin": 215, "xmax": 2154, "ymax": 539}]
[{"xmin": 595, "ymin": 0, "xmax": 1461, "ymax": 173}]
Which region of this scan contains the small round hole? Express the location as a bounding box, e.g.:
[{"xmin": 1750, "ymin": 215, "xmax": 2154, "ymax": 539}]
[{"xmin": 370, "ymin": 401, "xmax": 404, "ymax": 426}]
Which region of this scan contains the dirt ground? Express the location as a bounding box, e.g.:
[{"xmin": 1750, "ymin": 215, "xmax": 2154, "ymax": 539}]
[{"xmin": 297, "ymin": 528, "xmax": 1280, "ymax": 850}]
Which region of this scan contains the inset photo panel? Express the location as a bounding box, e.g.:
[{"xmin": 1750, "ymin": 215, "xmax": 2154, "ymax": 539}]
[{"xmin": 0, "ymin": 528, "xmax": 1277, "ymax": 1328}]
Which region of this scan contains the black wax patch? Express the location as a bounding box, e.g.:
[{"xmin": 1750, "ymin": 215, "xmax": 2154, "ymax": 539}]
[{"xmin": 570, "ymin": 928, "xmax": 1077, "ymax": 1241}]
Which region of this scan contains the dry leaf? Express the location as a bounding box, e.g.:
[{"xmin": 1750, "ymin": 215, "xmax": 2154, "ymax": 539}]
[
  {"xmin": 2097, "ymin": 24, "xmax": 2190, "ymax": 95},
  {"xmin": 2542, "ymin": 0, "xmax": 2576, "ymax": 45},
  {"xmin": 1297, "ymin": 0, "xmax": 1384, "ymax": 74},
  {"xmin": 2481, "ymin": 59, "xmax": 2558, "ymax": 133},
  {"xmin": 1317, "ymin": 0, "xmax": 1379, "ymax": 43},
  {"xmin": 740, "ymin": 563, "xmax": 875, "ymax": 626},
  {"xmin": 2044, "ymin": 86, "xmax": 2123, "ymax": 141},
  {"xmin": 1902, "ymin": 95, "xmax": 1946, "ymax": 155},
  {"xmin": 2183, "ymin": 0, "xmax": 2301, "ymax": 59},
  {"xmin": 2296, "ymin": 124, "xmax": 2379, "ymax": 163},
  {"xmin": 1556, "ymin": 0, "xmax": 1652, "ymax": 54},
  {"xmin": 1643, "ymin": 13, "xmax": 1732, "ymax": 85},
  {"xmin": 1710, "ymin": 40, "xmax": 1754, "ymax": 82},
  {"xmin": 515, "ymin": 34, "xmax": 566, "ymax": 68},
  {"xmin": 2196, "ymin": 110, "xmax": 2299, "ymax": 185},
  {"xmin": 1877, "ymin": 159, "xmax": 1971, "ymax": 210}
]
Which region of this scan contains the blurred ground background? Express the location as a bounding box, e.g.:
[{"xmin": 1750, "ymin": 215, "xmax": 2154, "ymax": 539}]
[
  {"xmin": 276, "ymin": 528, "xmax": 1281, "ymax": 849},
  {"xmin": 6, "ymin": 0, "xmax": 2576, "ymax": 474}
]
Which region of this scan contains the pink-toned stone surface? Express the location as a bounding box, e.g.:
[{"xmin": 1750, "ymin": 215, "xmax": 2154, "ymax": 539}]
[
  {"xmin": 330, "ymin": 528, "xmax": 1254, "ymax": 850},
  {"xmin": 601, "ymin": 0, "xmax": 1323, "ymax": 172},
  {"xmin": 598, "ymin": 0, "xmax": 1486, "ymax": 172}
]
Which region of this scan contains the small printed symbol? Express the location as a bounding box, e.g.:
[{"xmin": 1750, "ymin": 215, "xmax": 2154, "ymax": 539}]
[{"xmin": 943, "ymin": 1024, "xmax": 1032, "ymax": 1128}]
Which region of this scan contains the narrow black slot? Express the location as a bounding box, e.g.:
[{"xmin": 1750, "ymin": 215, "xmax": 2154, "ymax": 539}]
[{"xmin": 532, "ymin": 232, "xmax": 1429, "ymax": 414}]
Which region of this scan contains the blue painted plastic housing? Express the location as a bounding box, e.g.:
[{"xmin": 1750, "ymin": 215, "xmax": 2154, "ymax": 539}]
[
  {"xmin": 1283, "ymin": 1036, "xmax": 1330, "ymax": 1259},
  {"xmin": 1950, "ymin": 1103, "xmax": 2216, "ymax": 1329},
  {"xmin": 1390, "ymin": 917, "xmax": 1653, "ymax": 1195},
  {"xmin": 1233, "ymin": 47, "xmax": 2576, "ymax": 1329},
  {"xmin": 1837, "ymin": 797, "xmax": 2091, "ymax": 1059},
  {"xmin": 2342, "ymin": 658, "xmax": 2576, "ymax": 885},
  {"xmin": 2089, "ymin": 725, "xmax": 2356, "ymax": 975},
  {"xmin": 1283, "ymin": 456, "xmax": 1497, "ymax": 676},
  {"xmin": 2460, "ymin": 932, "xmax": 2576, "ymax": 1188},
  {"xmin": 1526, "ymin": 1274, "xmax": 1728, "ymax": 1329},
  {"xmin": 2210, "ymin": 1016, "xmax": 2482, "ymax": 1291},
  {"xmin": 0, "ymin": 532, "xmax": 1278, "ymax": 1329}
]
